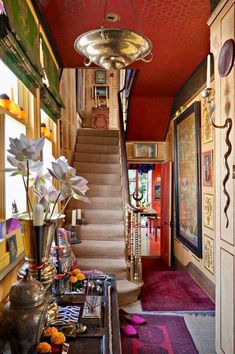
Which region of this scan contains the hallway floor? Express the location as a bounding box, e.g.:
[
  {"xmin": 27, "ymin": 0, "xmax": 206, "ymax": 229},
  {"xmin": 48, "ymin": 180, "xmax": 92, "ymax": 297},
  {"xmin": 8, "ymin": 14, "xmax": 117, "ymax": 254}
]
[
  {"xmin": 121, "ymin": 258, "xmax": 215, "ymax": 354},
  {"xmin": 141, "ymin": 226, "xmax": 160, "ymax": 257}
]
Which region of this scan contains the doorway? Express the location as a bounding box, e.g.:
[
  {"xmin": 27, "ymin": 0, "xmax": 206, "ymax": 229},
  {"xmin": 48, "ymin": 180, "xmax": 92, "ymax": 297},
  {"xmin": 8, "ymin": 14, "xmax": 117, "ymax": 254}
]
[{"xmin": 128, "ymin": 164, "xmax": 161, "ymax": 257}]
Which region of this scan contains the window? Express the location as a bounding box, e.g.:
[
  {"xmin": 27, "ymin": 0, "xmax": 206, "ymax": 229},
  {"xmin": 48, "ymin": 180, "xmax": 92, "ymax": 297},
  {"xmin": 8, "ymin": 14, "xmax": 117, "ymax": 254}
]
[
  {"xmin": 0, "ymin": 60, "xmax": 18, "ymax": 103},
  {"xmin": 128, "ymin": 169, "xmax": 152, "ymax": 209},
  {"xmin": 4, "ymin": 115, "xmax": 26, "ymax": 218}
]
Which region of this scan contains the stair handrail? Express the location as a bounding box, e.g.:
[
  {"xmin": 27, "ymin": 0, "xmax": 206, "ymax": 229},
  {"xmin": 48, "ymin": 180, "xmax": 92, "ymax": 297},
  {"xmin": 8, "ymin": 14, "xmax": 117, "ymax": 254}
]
[
  {"xmin": 118, "ymin": 71, "xmax": 142, "ymax": 283},
  {"xmin": 118, "ymin": 86, "xmax": 139, "ymax": 213}
]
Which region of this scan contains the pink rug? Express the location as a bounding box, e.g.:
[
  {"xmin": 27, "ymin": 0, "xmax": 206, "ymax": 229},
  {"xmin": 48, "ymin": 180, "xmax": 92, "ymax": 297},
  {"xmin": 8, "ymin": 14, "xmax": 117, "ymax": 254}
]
[
  {"xmin": 121, "ymin": 314, "xmax": 198, "ymax": 354},
  {"xmin": 141, "ymin": 270, "xmax": 215, "ymax": 311}
]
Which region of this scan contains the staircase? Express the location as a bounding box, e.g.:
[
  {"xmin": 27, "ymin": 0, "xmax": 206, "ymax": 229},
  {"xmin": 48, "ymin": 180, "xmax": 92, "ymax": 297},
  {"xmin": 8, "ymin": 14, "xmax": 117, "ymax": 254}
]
[{"xmin": 66, "ymin": 128, "xmax": 140, "ymax": 305}]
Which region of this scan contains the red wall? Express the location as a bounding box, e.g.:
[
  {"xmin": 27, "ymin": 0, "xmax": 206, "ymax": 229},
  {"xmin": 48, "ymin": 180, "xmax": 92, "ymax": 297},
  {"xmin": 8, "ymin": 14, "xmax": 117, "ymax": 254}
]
[
  {"xmin": 152, "ymin": 164, "xmax": 161, "ymax": 214},
  {"xmin": 127, "ymin": 96, "xmax": 173, "ymax": 141}
]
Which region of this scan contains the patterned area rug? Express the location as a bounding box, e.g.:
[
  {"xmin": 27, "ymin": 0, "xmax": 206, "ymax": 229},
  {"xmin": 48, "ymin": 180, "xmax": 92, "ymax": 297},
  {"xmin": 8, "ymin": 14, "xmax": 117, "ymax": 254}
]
[
  {"xmin": 121, "ymin": 314, "xmax": 198, "ymax": 354},
  {"xmin": 141, "ymin": 270, "xmax": 215, "ymax": 311}
]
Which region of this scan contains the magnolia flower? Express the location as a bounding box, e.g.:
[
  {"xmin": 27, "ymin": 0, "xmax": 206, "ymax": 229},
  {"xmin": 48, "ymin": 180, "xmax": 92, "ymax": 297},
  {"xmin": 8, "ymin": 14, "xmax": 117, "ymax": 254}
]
[
  {"xmin": 48, "ymin": 156, "xmax": 76, "ymax": 182},
  {"xmin": 5, "ymin": 134, "xmax": 90, "ymax": 220},
  {"xmin": 48, "ymin": 157, "xmax": 90, "ymax": 202},
  {"xmin": 7, "ymin": 133, "xmax": 44, "ymax": 161},
  {"xmin": 35, "ymin": 184, "xmax": 64, "ymax": 209},
  {"xmin": 5, "ymin": 156, "xmax": 43, "ymax": 176}
]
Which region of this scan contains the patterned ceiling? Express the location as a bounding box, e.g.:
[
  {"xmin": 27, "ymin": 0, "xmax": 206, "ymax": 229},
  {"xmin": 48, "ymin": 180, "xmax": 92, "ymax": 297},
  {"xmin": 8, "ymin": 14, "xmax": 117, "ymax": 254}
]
[{"xmin": 37, "ymin": 0, "xmax": 210, "ymax": 140}]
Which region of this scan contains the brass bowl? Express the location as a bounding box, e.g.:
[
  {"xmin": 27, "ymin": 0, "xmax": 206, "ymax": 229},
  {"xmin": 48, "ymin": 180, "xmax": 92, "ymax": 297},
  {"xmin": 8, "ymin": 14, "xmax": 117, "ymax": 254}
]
[
  {"xmin": 74, "ymin": 28, "xmax": 152, "ymax": 69},
  {"xmin": 61, "ymin": 323, "xmax": 87, "ymax": 338}
]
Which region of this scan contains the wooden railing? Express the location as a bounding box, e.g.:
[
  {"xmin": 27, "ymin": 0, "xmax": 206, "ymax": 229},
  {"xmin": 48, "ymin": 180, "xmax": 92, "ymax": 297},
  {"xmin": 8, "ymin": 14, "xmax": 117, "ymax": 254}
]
[{"xmin": 117, "ymin": 73, "xmax": 142, "ymax": 283}]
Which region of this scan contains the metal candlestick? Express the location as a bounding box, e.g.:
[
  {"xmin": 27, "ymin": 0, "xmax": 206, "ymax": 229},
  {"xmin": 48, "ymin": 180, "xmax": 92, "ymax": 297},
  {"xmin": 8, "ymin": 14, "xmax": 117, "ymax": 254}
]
[{"xmin": 70, "ymin": 225, "xmax": 81, "ymax": 244}]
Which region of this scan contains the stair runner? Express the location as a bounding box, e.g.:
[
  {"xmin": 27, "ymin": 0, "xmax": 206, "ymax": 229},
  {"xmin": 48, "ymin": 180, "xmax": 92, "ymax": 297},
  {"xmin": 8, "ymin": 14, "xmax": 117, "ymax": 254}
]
[{"xmin": 66, "ymin": 128, "xmax": 140, "ymax": 305}]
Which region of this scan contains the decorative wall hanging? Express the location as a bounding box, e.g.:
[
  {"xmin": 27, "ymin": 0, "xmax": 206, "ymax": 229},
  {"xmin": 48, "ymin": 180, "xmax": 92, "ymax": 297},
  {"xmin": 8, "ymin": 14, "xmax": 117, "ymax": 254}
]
[
  {"xmin": 91, "ymin": 106, "xmax": 109, "ymax": 129},
  {"xmin": 174, "ymin": 102, "xmax": 202, "ymax": 258},
  {"xmin": 202, "ymin": 150, "xmax": 213, "ymax": 187},
  {"xmin": 201, "ymin": 49, "xmax": 233, "ymax": 228},
  {"xmin": 218, "ymin": 39, "xmax": 235, "ymax": 77},
  {"xmin": 204, "ymin": 193, "xmax": 214, "ymax": 230},
  {"xmin": 204, "ymin": 234, "xmax": 214, "ymax": 274},
  {"xmin": 202, "ymin": 100, "xmax": 213, "ymax": 144}
]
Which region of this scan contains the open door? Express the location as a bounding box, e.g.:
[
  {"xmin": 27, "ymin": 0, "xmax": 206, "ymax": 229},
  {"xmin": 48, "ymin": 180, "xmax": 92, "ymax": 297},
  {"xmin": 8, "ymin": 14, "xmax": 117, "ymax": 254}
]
[{"xmin": 161, "ymin": 161, "xmax": 173, "ymax": 266}]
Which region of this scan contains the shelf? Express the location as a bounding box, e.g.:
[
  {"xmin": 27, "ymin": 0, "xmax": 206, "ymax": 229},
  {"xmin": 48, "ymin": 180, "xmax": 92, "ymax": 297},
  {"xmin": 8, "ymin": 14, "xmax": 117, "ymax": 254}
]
[{"xmin": 0, "ymin": 106, "xmax": 27, "ymax": 125}]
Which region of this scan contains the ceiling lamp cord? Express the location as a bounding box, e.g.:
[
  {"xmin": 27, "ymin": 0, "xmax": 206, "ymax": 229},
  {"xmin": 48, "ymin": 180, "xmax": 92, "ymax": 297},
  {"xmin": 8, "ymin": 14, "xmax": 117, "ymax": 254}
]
[{"xmin": 130, "ymin": 0, "xmax": 142, "ymax": 35}]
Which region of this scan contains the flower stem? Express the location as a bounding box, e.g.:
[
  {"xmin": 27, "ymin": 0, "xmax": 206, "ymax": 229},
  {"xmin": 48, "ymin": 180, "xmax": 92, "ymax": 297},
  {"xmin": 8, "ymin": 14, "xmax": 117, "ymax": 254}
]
[
  {"xmin": 48, "ymin": 192, "xmax": 61, "ymax": 220},
  {"xmin": 58, "ymin": 195, "xmax": 73, "ymax": 219},
  {"xmin": 22, "ymin": 175, "xmax": 32, "ymax": 220}
]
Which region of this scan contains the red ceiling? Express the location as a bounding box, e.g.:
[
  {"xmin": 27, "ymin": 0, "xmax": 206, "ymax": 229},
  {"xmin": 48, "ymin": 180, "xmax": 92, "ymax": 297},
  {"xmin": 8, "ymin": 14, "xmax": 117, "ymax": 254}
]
[{"xmin": 37, "ymin": 0, "xmax": 210, "ymax": 141}]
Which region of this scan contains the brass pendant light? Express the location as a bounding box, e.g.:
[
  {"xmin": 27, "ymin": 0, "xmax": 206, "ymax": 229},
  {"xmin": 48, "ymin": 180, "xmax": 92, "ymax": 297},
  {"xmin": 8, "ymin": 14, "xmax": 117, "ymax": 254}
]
[{"xmin": 74, "ymin": 0, "xmax": 153, "ymax": 69}]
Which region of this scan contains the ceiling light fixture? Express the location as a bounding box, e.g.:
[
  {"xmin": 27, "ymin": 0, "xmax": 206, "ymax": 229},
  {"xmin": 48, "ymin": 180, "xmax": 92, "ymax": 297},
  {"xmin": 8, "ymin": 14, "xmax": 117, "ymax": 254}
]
[{"xmin": 74, "ymin": 0, "xmax": 153, "ymax": 70}]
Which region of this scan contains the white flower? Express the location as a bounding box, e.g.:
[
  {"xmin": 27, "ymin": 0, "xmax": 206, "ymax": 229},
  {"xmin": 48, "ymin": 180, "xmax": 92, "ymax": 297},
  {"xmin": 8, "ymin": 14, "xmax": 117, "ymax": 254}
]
[
  {"xmin": 5, "ymin": 156, "xmax": 43, "ymax": 176},
  {"xmin": 48, "ymin": 157, "xmax": 90, "ymax": 203},
  {"xmin": 7, "ymin": 133, "xmax": 44, "ymax": 161}
]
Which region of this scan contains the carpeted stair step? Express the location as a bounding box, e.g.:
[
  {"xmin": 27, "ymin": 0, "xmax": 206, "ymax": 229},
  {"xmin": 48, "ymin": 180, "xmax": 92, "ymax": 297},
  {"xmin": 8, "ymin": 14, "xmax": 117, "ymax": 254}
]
[
  {"xmin": 69, "ymin": 224, "xmax": 124, "ymax": 241},
  {"xmin": 74, "ymin": 257, "xmax": 127, "ymax": 280},
  {"xmin": 68, "ymin": 196, "xmax": 123, "ymax": 210},
  {"xmin": 74, "ymin": 172, "xmax": 121, "ymax": 185},
  {"xmin": 87, "ymin": 184, "xmax": 121, "ymax": 197},
  {"xmin": 76, "ymin": 135, "xmax": 119, "ymax": 146},
  {"xmin": 117, "ymin": 280, "xmax": 141, "ymax": 306},
  {"xmin": 66, "ymin": 209, "xmax": 123, "ymax": 224},
  {"xmin": 76, "ymin": 143, "xmax": 119, "ymax": 154},
  {"xmin": 72, "ymin": 240, "xmax": 125, "ymax": 258},
  {"xmin": 78, "ymin": 128, "xmax": 119, "ymax": 137},
  {"xmin": 74, "ymin": 162, "xmax": 120, "ymax": 174},
  {"xmin": 74, "ymin": 152, "xmax": 120, "ymax": 164}
]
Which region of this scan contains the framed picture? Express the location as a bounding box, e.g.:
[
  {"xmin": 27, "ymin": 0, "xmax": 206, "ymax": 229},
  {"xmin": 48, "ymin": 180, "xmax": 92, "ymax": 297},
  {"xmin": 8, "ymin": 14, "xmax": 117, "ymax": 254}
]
[
  {"xmin": 174, "ymin": 102, "xmax": 202, "ymax": 258},
  {"xmin": 155, "ymin": 184, "xmax": 161, "ymax": 200},
  {"xmin": 95, "ymin": 70, "xmax": 106, "ymax": 84},
  {"xmin": 202, "ymin": 150, "xmax": 213, "ymax": 186},
  {"xmin": 92, "ymin": 86, "xmax": 109, "ymax": 98},
  {"xmin": 204, "ymin": 234, "xmax": 214, "ymax": 274},
  {"xmin": 202, "ymin": 101, "xmax": 213, "ymax": 144},
  {"xmin": 7, "ymin": 235, "xmax": 18, "ymax": 262},
  {"xmin": 204, "ymin": 193, "xmax": 214, "ymax": 229},
  {"xmin": 133, "ymin": 143, "xmax": 157, "ymax": 158}
]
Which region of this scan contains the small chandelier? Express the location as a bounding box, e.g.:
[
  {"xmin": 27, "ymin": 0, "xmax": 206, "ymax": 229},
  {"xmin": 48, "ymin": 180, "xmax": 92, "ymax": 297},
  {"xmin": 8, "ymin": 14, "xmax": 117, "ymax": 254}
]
[{"xmin": 74, "ymin": 1, "xmax": 153, "ymax": 70}]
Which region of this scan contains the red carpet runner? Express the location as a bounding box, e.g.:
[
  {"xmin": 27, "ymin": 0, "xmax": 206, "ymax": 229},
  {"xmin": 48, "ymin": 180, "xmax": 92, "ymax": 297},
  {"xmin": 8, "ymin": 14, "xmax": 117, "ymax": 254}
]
[
  {"xmin": 121, "ymin": 314, "xmax": 198, "ymax": 354},
  {"xmin": 141, "ymin": 259, "xmax": 215, "ymax": 311}
]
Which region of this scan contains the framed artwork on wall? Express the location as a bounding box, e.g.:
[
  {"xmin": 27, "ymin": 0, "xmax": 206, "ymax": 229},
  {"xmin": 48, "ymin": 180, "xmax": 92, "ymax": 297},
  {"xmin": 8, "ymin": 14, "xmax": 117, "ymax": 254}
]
[
  {"xmin": 7, "ymin": 235, "xmax": 18, "ymax": 262},
  {"xmin": 155, "ymin": 184, "xmax": 161, "ymax": 200},
  {"xmin": 204, "ymin": 234, "xmax": 214, "ymax": 274},
  {"xmin": 174, "ymin": 101, "xmax": 202, "ymax": 258},
  {"xmin": 202, "ymin": 150, "xmax": 213, "ymax": 186},
  {"xmin": 204, "ymin": 193, "xmax": 214, "ymax": 229},
  {"xmin": 202, "ymin": 101, "xmax": 213, "ymax": 144},
  {"xmin": 133, "ymin": 143, "xmax": 157, "ymax": 158},
  {"xmin": 95, "ymin": 70, "xmax": 106, "ymax": 84}
]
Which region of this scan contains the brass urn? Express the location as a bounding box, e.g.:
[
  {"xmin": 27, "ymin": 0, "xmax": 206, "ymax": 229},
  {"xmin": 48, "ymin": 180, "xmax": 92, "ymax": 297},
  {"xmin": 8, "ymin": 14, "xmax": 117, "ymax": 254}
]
[{"xmin": 1, "ymin": 270, "xmax": 48, "ymax": 354}]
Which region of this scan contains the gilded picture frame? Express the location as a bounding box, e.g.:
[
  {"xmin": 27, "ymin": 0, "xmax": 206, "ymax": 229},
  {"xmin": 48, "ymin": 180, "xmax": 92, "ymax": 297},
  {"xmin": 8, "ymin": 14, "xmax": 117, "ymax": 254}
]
[
  {"xmin": 204, "ymin": 234, "xmax": 214, "ymax": 274},
  {"xmin": 204, "ymin": 193, "xmax": 214, "ymax": 230},
  {"xmin": 174, "ymin": 102, "xmax": 202, "ymax": 258},
  {"xmin": 202, "ymin": 150, "xmax": 213, "ymax": 187}
]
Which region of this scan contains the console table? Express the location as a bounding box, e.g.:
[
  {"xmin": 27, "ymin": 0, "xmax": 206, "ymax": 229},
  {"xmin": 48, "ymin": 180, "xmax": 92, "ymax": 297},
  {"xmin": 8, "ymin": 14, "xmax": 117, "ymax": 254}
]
[{"xmin": 56, "ymin": 275, "xmax": 122, "ymax": 354}]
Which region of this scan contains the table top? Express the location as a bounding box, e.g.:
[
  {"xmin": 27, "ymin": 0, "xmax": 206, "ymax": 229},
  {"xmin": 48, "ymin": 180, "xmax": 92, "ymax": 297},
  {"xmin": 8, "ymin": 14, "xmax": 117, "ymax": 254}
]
[{"xmin": 140, "ymin": 209, "xmax": 158, "ymax": 216}]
